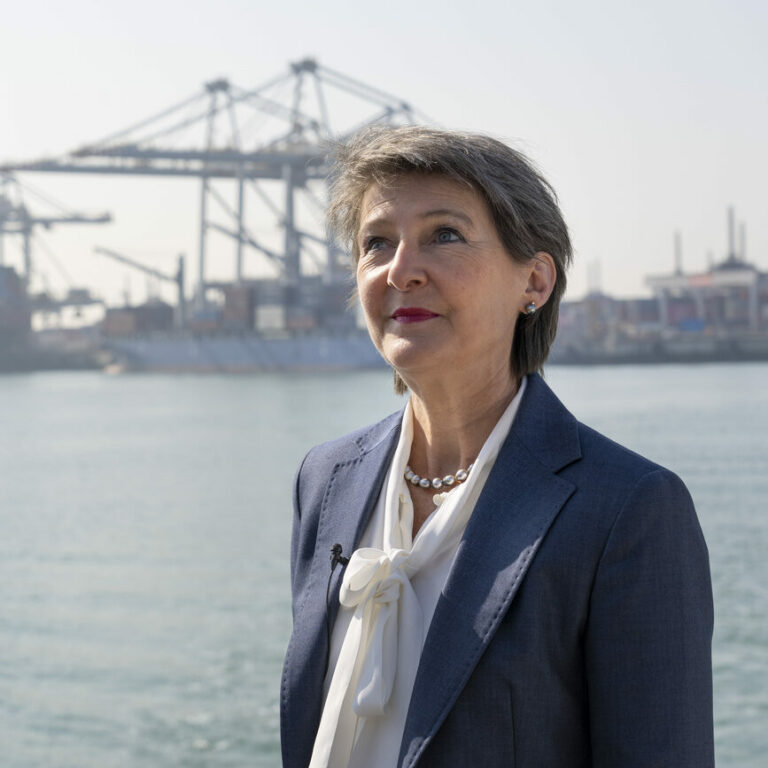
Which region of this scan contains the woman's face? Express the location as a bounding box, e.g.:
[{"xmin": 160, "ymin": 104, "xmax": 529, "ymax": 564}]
[{"xmin": 355, "ymin": 174, "xmax": 539, "ymax": 390}]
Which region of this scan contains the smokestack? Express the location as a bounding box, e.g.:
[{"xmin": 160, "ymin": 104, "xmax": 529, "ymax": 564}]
[
  {"xmin": 728, "ymin": 206, "xmax": 736, "ymax": 261},
  {"xmin": 674, "ymin": 231, "xmax": 683, "ymax": 274}
]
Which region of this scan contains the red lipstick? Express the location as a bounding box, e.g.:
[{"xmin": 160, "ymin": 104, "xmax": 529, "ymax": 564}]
[{"xmin": 391, "ymin": 307, "xmax": 439, "ymax": 324}]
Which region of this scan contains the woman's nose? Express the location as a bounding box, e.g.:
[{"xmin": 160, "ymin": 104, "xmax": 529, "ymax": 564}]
[{"xmin": 386, "ymin": 241, "xmax": 427, "ymax": 291}]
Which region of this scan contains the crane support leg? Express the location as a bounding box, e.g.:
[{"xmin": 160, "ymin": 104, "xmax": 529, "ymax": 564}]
[
  {"xmin": 198, "ymin": 175, "xmax": 208, "ymax": 308},
  {"xmin": 23, "ymin": 225, "xmax": 32, "ymax": 289},
  {"xmin": 282, "ymin": 163, "xmax": 299, "ymax": 285},
  {"xmin": 236, "ymin": 170, "xmax": 244, "ymax": 283}
]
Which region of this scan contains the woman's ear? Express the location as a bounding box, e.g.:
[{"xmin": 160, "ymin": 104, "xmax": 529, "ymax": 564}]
[{"xmin": 523, "ymin": 252, "xmax": 557, "ymax": 311}]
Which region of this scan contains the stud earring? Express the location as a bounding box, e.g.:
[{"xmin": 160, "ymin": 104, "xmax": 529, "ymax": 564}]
[{"xmin": 524, "ymin": 301, "xmax": 536, "ymax": 315}]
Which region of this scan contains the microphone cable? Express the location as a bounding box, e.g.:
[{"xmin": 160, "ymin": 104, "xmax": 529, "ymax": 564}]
[{"xmin": 324, "ymin": 543, "xmax": 349, "ymax": 678}]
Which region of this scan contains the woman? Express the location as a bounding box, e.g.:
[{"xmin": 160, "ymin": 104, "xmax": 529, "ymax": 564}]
[{"xmin": 281, "ymin": 126, "xmax": 714, "ymax": 768}]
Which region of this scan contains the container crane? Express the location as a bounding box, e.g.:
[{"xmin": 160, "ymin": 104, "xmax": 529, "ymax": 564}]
[{"xmin": 0, "ymin": 174, "xmax": 111, "ymax": 290}]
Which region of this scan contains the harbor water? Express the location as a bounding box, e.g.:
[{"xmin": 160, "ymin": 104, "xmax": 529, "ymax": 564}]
[{"xmin": 1, "ymin": 365, "xmax": 766, "ymax": 767}]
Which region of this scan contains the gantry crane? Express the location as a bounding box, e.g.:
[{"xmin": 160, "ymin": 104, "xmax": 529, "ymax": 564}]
[{"xmin": 0, "ymin": 173, "xmax": 111, "ymax": 291}]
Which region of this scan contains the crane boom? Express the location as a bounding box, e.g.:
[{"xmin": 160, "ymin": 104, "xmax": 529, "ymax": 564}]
[{"xmin": 94, "ymin": 246, "xmax": 175, "ymax": 282}]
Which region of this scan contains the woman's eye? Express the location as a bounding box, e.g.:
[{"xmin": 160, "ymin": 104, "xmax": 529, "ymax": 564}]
[
  {"xmin": 363, "ymin": 237, "xmax": 387, "ymax": 254},
  {"xmin": 436, "ymin": 229, "xmax": 461, "ymax": 244}
]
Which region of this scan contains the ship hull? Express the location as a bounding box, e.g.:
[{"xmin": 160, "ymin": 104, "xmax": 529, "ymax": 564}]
[
  {"xmin": 0, "ymin": 337, "xmax": 102, "ymax": 373},
  {"xmin": 549, "ymin": 333, "xmax": 768, "ymax": 366},
  {"xmin": 103, "ymin": 332, "xmax": 388, "ymax": 373}
]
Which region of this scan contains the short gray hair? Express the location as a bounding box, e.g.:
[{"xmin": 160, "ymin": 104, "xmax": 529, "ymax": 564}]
[{"xmin": 328, "ymin": 125, "xmax": 572, "ymax": 392}]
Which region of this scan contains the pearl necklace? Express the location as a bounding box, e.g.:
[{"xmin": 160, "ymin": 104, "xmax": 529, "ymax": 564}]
[{"xmin": 404, "ymin": 462, "xmax": 475, "ymax": 506}]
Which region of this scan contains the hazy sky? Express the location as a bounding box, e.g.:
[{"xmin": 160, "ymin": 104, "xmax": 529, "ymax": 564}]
[{"xmin": 2, "ymin": 0, "xmax": 766, "ymax": 307}]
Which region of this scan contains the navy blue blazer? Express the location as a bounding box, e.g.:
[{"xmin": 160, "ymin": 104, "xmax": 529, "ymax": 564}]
[{"xmin": 280, "ymin": 374, "xmax": 714, "ymax": 767}]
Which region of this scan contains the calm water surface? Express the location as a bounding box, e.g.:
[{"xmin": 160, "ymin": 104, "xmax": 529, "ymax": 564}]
[{"xmin": 1, "ymin": 365, "xmax": 766, "ymax": 767}]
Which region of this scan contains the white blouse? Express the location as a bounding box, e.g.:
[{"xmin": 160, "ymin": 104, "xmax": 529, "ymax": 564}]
[{"xmin": 309, "ymin": 377, "xmax": 527, "ymax": 768}]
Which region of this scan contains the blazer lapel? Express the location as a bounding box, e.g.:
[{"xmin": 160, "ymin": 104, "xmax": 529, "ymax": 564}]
[
  {"xmin": 282, "ymin": 413, "xmax": 401, "ymax": 768},
  {"xmin": 399, "ymin": 375, "xmax": 581, "ymax": 767}
]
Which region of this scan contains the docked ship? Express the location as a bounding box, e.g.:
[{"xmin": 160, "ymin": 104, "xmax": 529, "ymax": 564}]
[
  {"xmin": 100, "ymin": 277, "xmax": 386, "ymax": 373},
  {"xmin": 97, "ymin": 208, "xmax": 768, "ymax": 371},
  {"xmin": 551, "ymin": 211, "xmax": 768, "ymax": 365}
]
